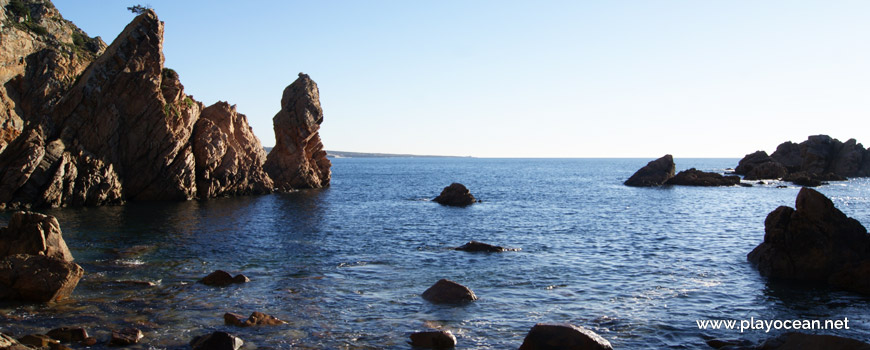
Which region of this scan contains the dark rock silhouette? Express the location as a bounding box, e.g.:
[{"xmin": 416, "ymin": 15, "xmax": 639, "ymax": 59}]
[
  {"xmin": 409, "ymin": 330, "xmax": 457, "ymax": 348},
  {"xmin": 624, "ymin": 155, "xmax": 675, "ymax": 187},
  {"xmin": 454, "ymin": 241, "xmax": 518, "ymax": 252},
  {"xmin": 519, "ymin": 323, "xmax": 612, "ymax": 350},
  {"xmin": 665, "ymin": 168, "xmax": 741, "ymax": 187},
  {"xmin": 199, "ymin": 270, "xmax": 250, "ymax": 286},
  {"xmin": 748, "ymin": 188, "xmax": 870, "ymax": 294},
  {"xmin": 736, "ymin": 135, "xmax": 870, "ymax": 185},
  {"xmin": 190, "ymin": 331, "xmax": 244, "ymax": 350},
  {"xmin": 421, "ymin": 279, "xmax": 477, "ymax": 304},
  {"xmin": 433, "ymin": 183, "xmax": 477, "ymax": 206}
]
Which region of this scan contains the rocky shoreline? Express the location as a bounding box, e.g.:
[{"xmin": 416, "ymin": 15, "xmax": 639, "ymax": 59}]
[{"xmin": 0, "ymin": 1, "xmax": 330, "ymax": 211}]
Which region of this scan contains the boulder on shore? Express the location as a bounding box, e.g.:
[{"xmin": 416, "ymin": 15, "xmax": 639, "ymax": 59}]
[
  {"xmin": 624, "ymin": 155, "xmax": 675, "ymax": 187},
  {"xmin": 665, "ymin": 168, "xmax": 741, "ymax": 187},
  {"xmin": 433, "ymin": 183, "xmax": 477, "ymax": 207},
  {"xmin": 409, "ymin": 330, "xmax": 457, "ymax": 348},
  {"xmin": 0, "ymin": 254, "xmax": 84, "ymax": 302},
  {"xmin": 748, "ymin": 188, "xmax": 870, "ymax": 294},
  {"xmin": 0, "ymin": 211, "xmax": 73, "ymax": 262},
  {"xmin": 518, "ymin": 323, "xmax": 612, "ymax": 350},
  {"xmin": 421, "ymin": 279, "xmax": 477, "ymax": 304}
]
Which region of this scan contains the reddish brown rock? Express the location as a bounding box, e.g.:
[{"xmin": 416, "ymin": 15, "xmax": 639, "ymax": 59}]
[
  {"xmin": 0, "ymin": 253, "xmax": 84, "ymax": 302},
  {"xmin": 0, "ymin": 8, "xmax": 279, "ymax": 209},
  {"xmin": 736, "ymin": 135, "xmax": 870, "ymax": 183},
  {"xmin": 748, "ymin": 188, "xmax": 870, "ymax": 294},
  {"xmin": 0, "ymin": 332, "xmax": 31, "ymax": 350},
  {"xmin": 409, "ymin": 330, "xmax": 457, "ymax": 348},
  {"xmin": 224, "ymin": 311, "xmax": 286, "ymax": 327},
  {"xmin": 263, "ymin": 73, "xmax": 331, "ymax": 190},
  {"xmin": 665, "ymin": 168, "xmax": 741, "ymax": 186},
  {"xmin": 624, "ymin": 155, "xmax": 675, "ymax": 187},
  {"xmin": 0, "ymin": 211, "xmax": 72, "ymax": 261},
  {"xmin": 421, "ymin": 279, "xmax": 477, "ymax": 304},
  {"xmin": 519, "ymin": 323, "xmax": 612, "ymax": 350},
  {"xmin": 193, "ymin": 102, "xmax": 273, "ymax": 198},
  {"xmin": 108, "ymin": 328, "xmax": 143, "ymax": 346},
  {"xmin": 47, "ymin": 327, "xmax": 89, "ymax": 343},
  {"xmin": 0, "ymin": 0, "xmax": 106, "ymax": 153},
  {"xmin": 18, "ymin": 334, "xmax": 58, "ymax": 348}
]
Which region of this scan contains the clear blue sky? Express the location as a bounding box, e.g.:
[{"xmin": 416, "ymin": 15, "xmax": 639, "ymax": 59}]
[{"xmin": 52, "ymin": 1, "xmax": 869, "ymax": 158}]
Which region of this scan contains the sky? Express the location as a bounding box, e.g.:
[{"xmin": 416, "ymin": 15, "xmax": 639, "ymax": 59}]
[{"xmin": 51, "ymin": 1, "xmax": 869, "ymax": 158}]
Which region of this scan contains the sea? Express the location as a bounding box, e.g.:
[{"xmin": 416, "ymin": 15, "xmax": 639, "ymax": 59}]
[{"xmin": 2, "ymin": 158, "xmax": 870, "ymax": 349}]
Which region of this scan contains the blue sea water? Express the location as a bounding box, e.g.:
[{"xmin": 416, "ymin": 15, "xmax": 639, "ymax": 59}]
[{"xmin": 2, "ymin": 158, "xmax": 870, "ymax": 349}]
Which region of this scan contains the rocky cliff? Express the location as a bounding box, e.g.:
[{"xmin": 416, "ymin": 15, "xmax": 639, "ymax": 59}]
[
  {"xmin": 264, "ymin": 73, "xmax": 331, "ymax": 190},
  {"xmin": 0, "ymin": 2, "xmax": 329, "ymax": 210},
  {"xmin": 736, "ymin": 135, "xmax": 870, "ymax": 181},
  {"xmin": 1, "ymin": 0, "xmax": 105, "ymax": 153}
]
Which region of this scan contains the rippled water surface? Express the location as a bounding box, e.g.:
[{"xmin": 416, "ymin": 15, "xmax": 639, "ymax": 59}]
[{"xmin": 2, "ymin": 158, "xmax": 870, "ymax": 349}]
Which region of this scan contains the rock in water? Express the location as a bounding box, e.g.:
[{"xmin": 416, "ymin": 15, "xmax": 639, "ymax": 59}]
[
  {"xmin": 454, "ymin": 241, "xmax": 516, "ymax": 252},
  {"xmin": 0, "ymin": 211, "xmax": 73, "ymax": 261},
  {"xmin": 264, "ymin": 73, "xmax": 331, "ymax": 190},
  {"xmin": 624, "ymin": 155, "xmax": 675, "ymax": 187},
  {"xmin": 665, "ymin": 168, "xmax": 741, "ymax": 186},
  {"xmin": 421, "ymin": 279, "xmax": 477, "ymax": 304},
  {"xmin": 519, "ymin": 323, "xmax": 612, "ymax": 350},
  {"xmin": 193, "ymin": 102, "xmax": 273, "ymax": 198},
  {"xmin": 0, "ymin": 9, "xmax": 277, "ymax": 209},
  {"xmin": 409, "ymin": 330, "xmax": 457, "ymax": 348},
  {"xmin": 47, "ymin": 327, "xmax": 89, "ymax": 343},
  {"xmin": 199, "ymin": 270, "xmax": 250, "ymax": 286},
  {"xmin": 224, "ymin": 311, "xmax": 287, "ymax": 327},
  {"xmin": 109, "ymin": 328, "xmax": 143, "ymax": 346},
  {"xmin": 0, "ymin": 254, "xmax": 84, "ymax": 302},
  {"xmin": 735, "ymin": 135, "xmax": 870, "ymax": 183},
  {"xmin": 190, "ymin": 331, "xmax": 244, "ymax": 350},
  {"xmin": 433, "ymin": 183, "xmax": 477, "ymax": 207},
  {"xmin": 748, "ymin": 188, "xmax": 870, "ymax": 294}
]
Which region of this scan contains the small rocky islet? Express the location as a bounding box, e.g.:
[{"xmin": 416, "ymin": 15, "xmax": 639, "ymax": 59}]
[{"xmin": 2, "ymin": 1, "xmax": 870, "ymax": 349}]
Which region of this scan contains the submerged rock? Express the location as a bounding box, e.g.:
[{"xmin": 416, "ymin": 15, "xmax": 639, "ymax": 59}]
[
  {"xmin": 18, "ymin": 334, "xmax": 59, "ymax": 348},
  {"xmin": 518, "ymin": 323, "xmax": 612, "ymax": 350},
  {"xmin": 624, "ymin": 155, "xmax": 675, "ymax": 187},
  {"xmin": 199, "ymin": 270, "xmax": 250, "ymax": 286},
  {"xmin": 109, "ymin": 328, "xmax": 143, "ymax": 346},
  {"xmin": 263, "ymin": 73, "xmax": 331, "ymax": 190},
  {"xmin": 47, "ymin": 327, "xmax": 89, "ymax": 343},
  {"xmin": 748, "ymin": 188, "xmax": 870, "ymax": 294},
  {"xmin": 190, "ymin": 331, "xmax": 244, "ymax": 350},
  {"xmin": 409, "ymin": 330, "xmax": 457, "ymax": 348},
  {"xmin": 0, "ymin": 254, "xmax": 84, "ymax": 302},
  {"xmin": 224, "ymin": 311, "xmax": 287, "ymax": 327},
  {"xmin": 433, "ymin": 183, "xmax": 477, "ymax": 207},
  {"xmin": 454, "ymin": 241, "xmax": 518, "ymax": 252},
  {"xmin": 421, "ymin": 279, "xmax": 477, "ymax": 304},
  {"xmin": 665, "ymin": 168, "xmax": 741, "ymax": 187},
  {"xmin": 0, "ymin": 211, "xmax": 73, "ymax": 261}
]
